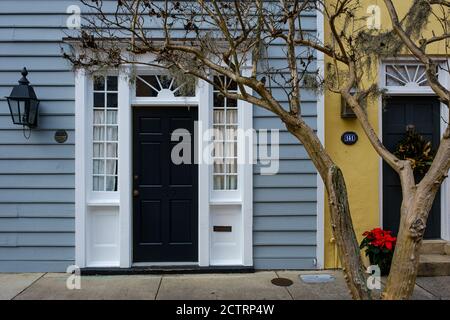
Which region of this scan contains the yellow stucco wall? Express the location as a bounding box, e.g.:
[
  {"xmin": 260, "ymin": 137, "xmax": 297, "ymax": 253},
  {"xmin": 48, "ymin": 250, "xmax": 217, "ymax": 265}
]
[
  {"xmin": 323, "ymin": 1, "xmax": 448, "ymax": 268},
  {"xmin": 323, "ymin": 78, "xmax": 380, "ymax": 269}
]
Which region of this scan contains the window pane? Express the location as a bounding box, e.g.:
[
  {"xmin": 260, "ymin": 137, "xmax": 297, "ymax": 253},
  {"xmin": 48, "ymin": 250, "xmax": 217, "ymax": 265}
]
[
  {"xmin": 159, "ymin": 75, "xmax": 172, "ymax": 89},
  {"xmin": 212, "ymin": 125, "xmax": 224, "ymax": 141},
  {"xmin": 105, "ymin": 176, "xmax": 117, "ymax": 191},
  {"xmin": 225, "ymin": 126, "xmax": 237, "ymax": 141},
  {"xmin": 93, "ymin": 126, "xmax": 105, "ymax": 141},
  {"xmin": 225, "ymin": 142, "xmax": 236, "ymax": 157},
  {"xmin": 227, "ymin": 79, "xmax": 238, "ymax": 91},
  {"xmin": 136, "ymin": 76, "xmax": 159, "ymax": 97},
  {"xmin": 106, "ymin": 110, "xmax": 117, "ymax": 124},
  {"xmin": 226, "ymin": 175, "xmax": 237, "ymax": 190},
  {"xmin": 214, "ymin": 176, "xmax": 224, "ymax": 189},
  {"xmin": 93, "ymin": 143, "xmax": 104, "ymax": 157},
  {"xmin": 107, "ymin": 76, "xmax": 118, "ymax": 91},
  {"xmin": 227, "ymin": 97, "xmax": 237, "ymax": 108},
  {"xmin": 93, "ymin": 160, "xmax": 104, "ymax": 174},
  {"xmin": 213, "ymin": 142, "xmax": 224, "ymax": 157},
  {"xmin": 94, "ymin": 76, "xmax": 105, "ymax": 91},
  {"xmin": 213, "ymin": 93, "xmax": 224, "ymax": 108},
  {"xmin": 106, "ymin": 143, "xmax": 118, "ymax": 157},
  {"xmin": 213, "ymin": 110, "xmax": 224, "ymax": 124},
  {"xmin": 226, "ymin": 159, "xmax": 237, "ymax": 174},
  {"xmin": 94, "ymin": 93, "xmax": 105, "ymax": 108},
  {"xmin": 214, "ymin": 160, "xmax": 224, "ymax": 174},
  {"xmin": 106, "ymin": 126, "xmax": 118, "ymax": 141},
  {"xmin": 93, "ymin": 176, "xmax": 104, "ymax": 191},
  {"xmin": 227, "ymin": 110, "xmax": 237, "ymax": 123},
  {"xmin": 107, "ymin": 93, "xmax": 118, "ymax": 108},
  {"xmin": 93, "ymin": 110, "xmax": 105, "ymax": 124},
  {"xmin": 106, "ymin": 159, "xmax": 117, "ymax": 175}
]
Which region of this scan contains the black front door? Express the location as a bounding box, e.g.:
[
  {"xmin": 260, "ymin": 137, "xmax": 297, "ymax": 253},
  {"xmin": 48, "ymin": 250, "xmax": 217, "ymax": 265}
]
[
  {"xmin": 382, "ymin": 96, "xmax": 441, "ymax": 239},
  {"xmin": 133, "ymin": 107, "xmax": 198, "ymax": 262}
]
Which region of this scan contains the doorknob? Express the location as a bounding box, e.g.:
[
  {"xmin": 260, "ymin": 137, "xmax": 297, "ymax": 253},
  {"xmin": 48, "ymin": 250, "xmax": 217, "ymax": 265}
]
[{"xmin": 133, "ymin": 190, "xmax": 139, "ymax": 197}]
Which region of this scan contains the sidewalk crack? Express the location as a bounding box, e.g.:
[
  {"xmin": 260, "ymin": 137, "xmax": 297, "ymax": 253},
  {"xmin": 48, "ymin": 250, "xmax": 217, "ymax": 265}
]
[
  {"xmin": 12, "ymin": 272, "xmax": 47, "ymax": 300},
  {"xmin": 274, "ymin": 271, "xmax": 294, "ymax": 300},
  {"xmin": 414, "ymin": 280, "xmax": 439, "ymax": 300},
  {"xmin": 155, "ymin": 275, "xmax": 163, "ymax": 300}
]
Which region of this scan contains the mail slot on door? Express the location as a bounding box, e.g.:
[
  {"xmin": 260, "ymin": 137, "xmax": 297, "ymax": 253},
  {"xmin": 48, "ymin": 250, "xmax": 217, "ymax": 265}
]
[{"xmin": 213, "ymin": 226, "xmax": 232, "ymax": 232}]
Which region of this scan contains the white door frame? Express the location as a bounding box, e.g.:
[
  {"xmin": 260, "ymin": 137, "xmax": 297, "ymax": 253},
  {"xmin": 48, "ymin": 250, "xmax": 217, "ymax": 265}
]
[
  {"xmin": 378, "ymin": 59, "xmax": 450, "ymax": 240},
  {"xmin": 74, "ymin": 61, "xmax": 255, "ymax": 268},
  {"xmin": 118, "ymin": 65, "xmax": 211, "ymax": 267}
]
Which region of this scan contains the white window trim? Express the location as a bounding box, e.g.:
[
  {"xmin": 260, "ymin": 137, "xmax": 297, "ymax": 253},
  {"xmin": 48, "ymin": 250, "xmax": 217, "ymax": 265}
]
[
  {"xmin": 88, "ymin": 74, "xmax": 120, "ymax": 203},
  {"xmin": 210, "ymin": 78, "xmax": 243, "ymax": 202},
  {"xmin": 315, "ymin": 5, "xmax": 325, "ymax": 269},
  {"xmin": 378, "ymin": 58, "xmax": 450, "ymax": 241}
]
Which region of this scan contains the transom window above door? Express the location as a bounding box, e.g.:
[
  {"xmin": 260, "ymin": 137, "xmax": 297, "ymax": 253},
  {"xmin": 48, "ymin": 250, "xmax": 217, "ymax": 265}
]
[
  {"xmin": 384, "ymin": 63, "xmax": 437, "ymax": 87},
  {"xmin": 135, "ymin": 74, "xmax": 196, "ymax": 98}
]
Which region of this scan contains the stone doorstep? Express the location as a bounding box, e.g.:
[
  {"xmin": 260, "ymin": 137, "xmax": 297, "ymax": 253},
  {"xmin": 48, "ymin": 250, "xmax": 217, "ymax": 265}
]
[
  {"xmin": 418, "ymin": 254, "xmax": 450, "ymax": 276},
  {"xmin": 419, "ymin": 240, "xmax": 448, "ymax": 255}
]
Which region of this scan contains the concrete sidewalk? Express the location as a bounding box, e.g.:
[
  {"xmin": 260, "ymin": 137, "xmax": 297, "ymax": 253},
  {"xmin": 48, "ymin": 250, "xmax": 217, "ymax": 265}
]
[{"xmin": 1, "ymin": 271, "xmax": 449, "ymax": 300}]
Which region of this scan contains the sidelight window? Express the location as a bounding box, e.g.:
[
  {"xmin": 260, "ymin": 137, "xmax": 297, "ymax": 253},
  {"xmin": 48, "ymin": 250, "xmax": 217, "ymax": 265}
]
[
  {"xmin": 92, "ymin": 75, "xmax": 118, "ymax": 192},
  {"xmin": 212, "ymin": 76, "xmax": 238, "ymax": 190}
]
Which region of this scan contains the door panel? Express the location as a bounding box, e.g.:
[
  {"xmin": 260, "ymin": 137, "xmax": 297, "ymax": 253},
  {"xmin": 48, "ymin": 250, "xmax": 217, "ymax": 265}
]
[
  {"xmin": 133, "ymin": 107, "xmax": 198, "ymax": 262},
  {"xmin": 382, "ymin": 96, "xmax": 441, "ymax": 239}
]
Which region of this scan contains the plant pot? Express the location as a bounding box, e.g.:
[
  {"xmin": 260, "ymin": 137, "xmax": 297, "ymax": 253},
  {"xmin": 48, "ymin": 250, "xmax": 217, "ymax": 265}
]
[{"xmin": 368, "ymin": 253, "xmax": 392, "ymax": 276}]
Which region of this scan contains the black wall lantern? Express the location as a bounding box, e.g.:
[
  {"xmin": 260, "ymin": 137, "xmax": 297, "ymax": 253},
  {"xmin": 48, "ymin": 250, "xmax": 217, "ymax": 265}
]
[
  {"xmin": 340, "ymin": 88, "xmax": 357, "ymax": 119},
  {"xmin": 5, "ymin": 68, "xmax": 39, "ymax": 128}
]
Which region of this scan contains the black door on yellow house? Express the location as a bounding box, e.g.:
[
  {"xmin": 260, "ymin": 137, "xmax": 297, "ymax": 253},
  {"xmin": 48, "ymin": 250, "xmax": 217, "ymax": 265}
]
[
  {"xmin": 382, "ymin": 96, "xmax": 441, "ymax": 239},
  {"xmin": 133, "ymin": 107, "xmax": 198, "ymax": 262}
]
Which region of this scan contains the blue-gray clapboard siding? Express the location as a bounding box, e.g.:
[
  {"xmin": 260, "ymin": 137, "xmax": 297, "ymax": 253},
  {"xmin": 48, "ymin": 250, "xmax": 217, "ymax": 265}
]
[
  {"xmin": 0, "ymin": 0, "xmax": 318, "ymax": 271},
  {"xmin": 252, "ymin": 14, "xmax": 318, "ymax": 269},
  {"xmin": 0, "ymin": 0, "xmax": 76, "ymax": 272}
]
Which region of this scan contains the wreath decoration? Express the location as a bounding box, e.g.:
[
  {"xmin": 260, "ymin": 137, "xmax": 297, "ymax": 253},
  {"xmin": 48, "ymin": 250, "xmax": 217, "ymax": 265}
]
[{"xmin": 394, "ymin": 129, "xmax": 434, "ymax": 175}]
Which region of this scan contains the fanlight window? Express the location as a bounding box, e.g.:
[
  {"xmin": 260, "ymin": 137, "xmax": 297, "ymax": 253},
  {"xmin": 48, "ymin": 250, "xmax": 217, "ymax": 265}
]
[
  {"xmin": 385, "ymin": 63, "xmax": 434, "ymax": 87},
  {"xmin": 135, "ymin": 74, "xmax": 195, "ymax": 98}
]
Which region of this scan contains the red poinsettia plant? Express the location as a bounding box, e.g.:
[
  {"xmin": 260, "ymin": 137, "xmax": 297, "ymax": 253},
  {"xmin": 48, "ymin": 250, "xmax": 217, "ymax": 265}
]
[{"xmin": 360, "ymin": 228, "xmax": 397, "ymax": 275}]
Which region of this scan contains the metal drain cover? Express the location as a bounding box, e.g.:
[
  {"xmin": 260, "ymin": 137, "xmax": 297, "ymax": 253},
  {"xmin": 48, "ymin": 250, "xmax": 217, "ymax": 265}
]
[
  {"xmin": 300, "ymin": 274, "xmax": 335, "ymax": 283},
  {"xmin": 271, "ymin": 277, "xmax": 293, "ymax": 287}
]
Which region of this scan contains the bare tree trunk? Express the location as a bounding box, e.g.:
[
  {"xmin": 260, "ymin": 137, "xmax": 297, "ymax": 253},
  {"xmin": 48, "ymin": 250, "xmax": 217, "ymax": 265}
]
[
  {"xmin": 382, "ymin": 203, "xmax": 423, "ymax": 300},
  {"xmin": 326, "ymin": 166, "xmax": 372, "ymax": 300},
  {"xmin": 286, "ymin": 123, "xmax": 372, "ymax": 300}
]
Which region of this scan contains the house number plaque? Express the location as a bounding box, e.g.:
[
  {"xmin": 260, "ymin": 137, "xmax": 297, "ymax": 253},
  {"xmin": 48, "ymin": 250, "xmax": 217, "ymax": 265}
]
[{"xmin": 341, "ymin": 131, "xmax": 358, "ymax": 145}]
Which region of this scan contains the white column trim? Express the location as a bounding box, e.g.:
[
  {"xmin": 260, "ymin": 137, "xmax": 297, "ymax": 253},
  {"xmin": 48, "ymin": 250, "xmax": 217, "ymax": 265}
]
[
  {"xmin": 241, "ymin": 69, "xmax": 253, "ymax": 266},
  {"xmin": 74, "ymin": 69, "xmax": 88, "ymax": 268},
  {"xmin": 197, "ymin": 79, "xmax": 211, "ymax": 266},
  {"xmin": 118, "ymin": 66, "xmax": 133, "ymax": 267},
  {"xmin": 315, "ymin": 5, "xmax": 325, "ymax": 269}
]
